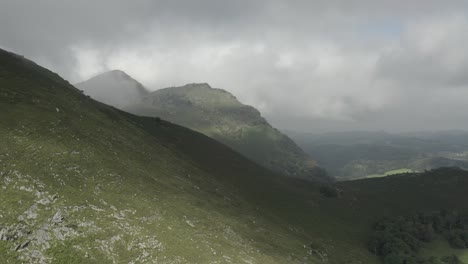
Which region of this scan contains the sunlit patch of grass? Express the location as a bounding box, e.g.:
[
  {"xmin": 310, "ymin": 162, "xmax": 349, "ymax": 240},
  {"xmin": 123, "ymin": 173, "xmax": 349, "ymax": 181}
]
[
  {"xmin": 420, "ymin": 238, "xmax": 468, "ymax": 263},
  {"xmin": 366, "ymin": 168, "xmax": 415, "ymax": 178}
]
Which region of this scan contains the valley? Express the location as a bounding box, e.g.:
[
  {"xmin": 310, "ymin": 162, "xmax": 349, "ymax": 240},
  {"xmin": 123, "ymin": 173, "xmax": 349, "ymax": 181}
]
[{"xmin": 289, "ymin": 131, "xmax": 468, "ymax": 181}]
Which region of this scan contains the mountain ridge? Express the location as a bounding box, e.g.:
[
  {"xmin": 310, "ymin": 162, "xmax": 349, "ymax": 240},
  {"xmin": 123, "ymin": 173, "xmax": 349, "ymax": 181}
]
[{"xmin": 78, "ymin": 72, "xmax": 330, "ymax": 181}]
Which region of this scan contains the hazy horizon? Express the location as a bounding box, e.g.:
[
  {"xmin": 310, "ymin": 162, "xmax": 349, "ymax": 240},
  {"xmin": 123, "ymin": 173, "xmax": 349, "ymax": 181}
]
[{"xmin": 2, "ymin": 0, "xmax": 468, "ymax": 132}]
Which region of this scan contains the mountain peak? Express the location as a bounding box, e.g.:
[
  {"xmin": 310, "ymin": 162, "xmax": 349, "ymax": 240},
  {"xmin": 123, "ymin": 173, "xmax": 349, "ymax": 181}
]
[
  {"xmin": 181, "ymin": 83, "xmax": 232, "ymax": 95},
  {"xmin": 182, "ymin": 82, "xmax": 212, "ymax": 88},
  {"xmin": 109, "ymin": 69, "xmax": 126, "ymax": 74},
  {"xmin": 105, "ymin": 69, "xmax": 131, "ymax": 77},
  {"xmin": 90, "ymin": 69, "xmax": 136, "ymax": 82},
  {"xmin": 76, "ymin": 70, "xmax": 149, "ymax": 109},
  {"xmin": 145, "ymin": 84, "xmax": 244, "ymax": 114},
  {"xmin": 150, "ymin": 83, "xmax": 239, "ymax": 104}
]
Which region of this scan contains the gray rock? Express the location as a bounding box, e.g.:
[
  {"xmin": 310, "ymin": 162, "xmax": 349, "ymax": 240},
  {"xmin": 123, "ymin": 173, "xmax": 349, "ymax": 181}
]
[
  {"xmin": 0, "ymin": 227, "xmax": 8, "ymax": 241},
  {"xmin": 21, "ymin": 240, "xmax": 30, "ymax": 249},
  {"xmin": 34, "ymin": 229, "xmax": 50, "ymax": 249},
  {"xmin": 0, "ymin": 226, "xmax": 29, "ymax": 241},
  {"xmin": 18, "ymin": 204, "xmax": 38, "ymax": 221},
  {"xmin": 51, "ymin": 211, "xmax": 64, "ymax": 225}
]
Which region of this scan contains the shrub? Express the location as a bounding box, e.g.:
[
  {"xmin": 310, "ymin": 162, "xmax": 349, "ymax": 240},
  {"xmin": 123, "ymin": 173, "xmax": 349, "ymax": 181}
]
[
  {"xmin": 383, "ymin": 253, "xmax": 410, "ymax": 264},
  {"xmin": 369, "ymin": 211, "xmax": 468, "ymax": 263},
  {"xmin": 447, "ymin": 231, "xmax": 468, "ymax": 249},
  {"xmin": 319, "ymin": 185, "xmax": 339, "ymax": 198},
  {"xmin": 440, "ymin": 255, "xmax": 461, "ymax": 264}
]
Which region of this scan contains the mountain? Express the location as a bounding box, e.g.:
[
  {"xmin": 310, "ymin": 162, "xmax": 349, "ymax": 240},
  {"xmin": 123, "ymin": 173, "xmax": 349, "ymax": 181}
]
[
  {"xmin": 1, "ymin": 49, "xmax": 321, "ymax": 263},
  {"xmin": 76, "ymin": 70, "xmax": 149, "ymax": 110},
  {"xmin": 128, "ymin": 83, "xmax": 329, "ymax": 181},
  {"xmin": 3, "ymin": 49, "xmax": 468, "ymax": 263},
  {"xmin": 78, "ymin": 74, "xmax": 329, "ymax": 181},
  {"xmin": 289, "ymin": 130, "xmax": 468, "ymax": 180}
]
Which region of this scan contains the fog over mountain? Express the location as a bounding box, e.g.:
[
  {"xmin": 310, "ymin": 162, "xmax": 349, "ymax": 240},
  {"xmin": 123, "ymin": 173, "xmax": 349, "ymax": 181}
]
[
  {"xmin": 76, "ymin": 70, "xmax": 149, "ymax": 109},
  {"xmin": 2, "ymin": 0, "xmax": 468, "ymax": 132}
]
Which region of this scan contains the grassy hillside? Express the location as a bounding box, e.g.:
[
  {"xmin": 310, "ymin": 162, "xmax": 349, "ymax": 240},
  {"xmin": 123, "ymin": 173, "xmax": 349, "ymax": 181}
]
[
  {"xmin": 120, "ymin": 82, "xmax": 329, "ymax": 182},
  {"xmin": 3, "ymin": 49, "xmax": 468, "ymax": 264},
  {"xmin": 0, "ymin": 49, "xmax": 327, "ymax": 263},
  {"xmin": 290, "ymin": 131, "xmax": 468, "ymax": 180}
]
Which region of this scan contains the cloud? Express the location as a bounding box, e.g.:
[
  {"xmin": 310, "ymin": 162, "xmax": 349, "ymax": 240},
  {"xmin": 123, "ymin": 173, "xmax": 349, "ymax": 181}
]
[
  {"xmin": 376, "ymin": 15, "xmax": 468, "ymax": 88},
  {"xmin": 2, "ymin": 0, "xmax": 468, "ymax": 132}
]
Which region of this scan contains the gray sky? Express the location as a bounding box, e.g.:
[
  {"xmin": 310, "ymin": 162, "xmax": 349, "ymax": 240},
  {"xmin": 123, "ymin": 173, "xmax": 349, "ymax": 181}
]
[{"xmin": 2, "ymin": 0, "xmax": 468, "ymax": 132}]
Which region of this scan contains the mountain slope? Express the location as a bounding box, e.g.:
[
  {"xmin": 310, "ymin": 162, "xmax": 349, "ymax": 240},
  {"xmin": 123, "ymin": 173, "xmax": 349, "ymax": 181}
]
[
  {"xmin": 123, "ymin": 82, "xmax": 328, "ymax": 181},
  {"xmin": 76, "ymin": 70, "xmax": 149, "ymax": 110},
  {"xmin": 0, "ymin": 49, "xmax": 328, "ymax": 263}
]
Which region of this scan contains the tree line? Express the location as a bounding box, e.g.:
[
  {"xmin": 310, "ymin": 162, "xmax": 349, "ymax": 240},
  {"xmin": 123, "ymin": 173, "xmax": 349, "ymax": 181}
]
[{"xmin": 368, "ymin": 210, "xmax": 468, "ymax": 264}]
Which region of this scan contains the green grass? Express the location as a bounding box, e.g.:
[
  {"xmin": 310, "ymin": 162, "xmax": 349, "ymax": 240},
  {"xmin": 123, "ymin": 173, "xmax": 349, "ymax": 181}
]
[
  {"xmin": 420, "ymin": 238, "xmax": 468, "ymax": 263},
  {"xmin": 366, "ymin": 168, "xmax": 415, "ymax": 178}
]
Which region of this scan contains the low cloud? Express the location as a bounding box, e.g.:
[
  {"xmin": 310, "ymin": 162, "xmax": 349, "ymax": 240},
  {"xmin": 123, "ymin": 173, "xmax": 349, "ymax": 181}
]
[{"xmin": 2, "ymin": 0, "xmax": 468, "ymax": 132}]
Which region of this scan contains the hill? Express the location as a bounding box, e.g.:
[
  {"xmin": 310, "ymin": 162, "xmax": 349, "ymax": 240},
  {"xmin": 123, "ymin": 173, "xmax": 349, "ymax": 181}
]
[
  {"xmin": 3, "ymin": 49, "xmax": 468, "ymax": 263},
  {"xmin": 77, "ymin": 73, "xmax": 328, "ymax": 181}
]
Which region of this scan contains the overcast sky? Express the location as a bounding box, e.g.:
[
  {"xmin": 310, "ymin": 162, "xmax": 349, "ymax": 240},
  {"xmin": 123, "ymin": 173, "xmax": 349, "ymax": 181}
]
[{"xmin": 2, "ymin": 0, "xmax": 468, "ymax": 132}]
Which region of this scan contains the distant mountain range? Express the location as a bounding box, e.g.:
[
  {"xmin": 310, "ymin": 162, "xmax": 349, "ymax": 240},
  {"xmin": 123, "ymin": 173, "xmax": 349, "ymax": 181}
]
[
  {"xmin": 77, "ymin": 71, "xmax": 329, "ymax": 181},
  {"xmin": 289, "ymin": 130, "xmax": 468, "ymax": 180}
]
